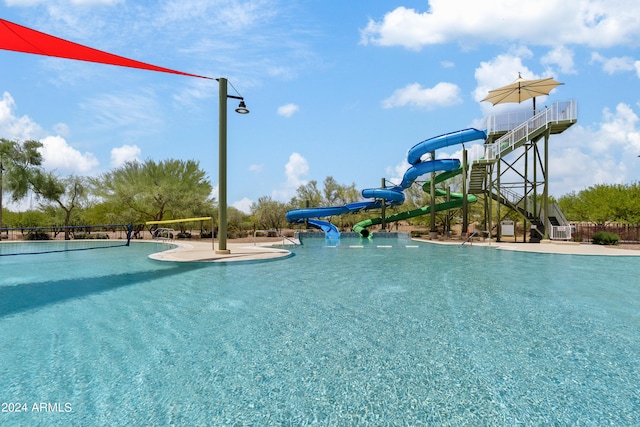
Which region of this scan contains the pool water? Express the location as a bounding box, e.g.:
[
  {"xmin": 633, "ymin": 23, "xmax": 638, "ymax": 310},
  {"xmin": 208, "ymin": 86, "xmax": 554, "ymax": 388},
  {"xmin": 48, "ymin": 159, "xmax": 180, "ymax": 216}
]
[{"xmin": 1, "ymin": 240, "xmax": 639, "ymax": 426}]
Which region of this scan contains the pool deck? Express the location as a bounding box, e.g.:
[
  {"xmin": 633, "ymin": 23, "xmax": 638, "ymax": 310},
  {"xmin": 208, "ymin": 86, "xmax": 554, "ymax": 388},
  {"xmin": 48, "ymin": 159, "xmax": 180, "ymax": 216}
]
[
  {"xmin": 148, "ymin": 240, "xmax": 296, "ymax": 263},
  {"xmin": 148, "ymin": 237, "xmax": 640, "ymax": 263},
  {"xmin": 420, "ymin": 238, "xmax": 640, "ymax": 256}
]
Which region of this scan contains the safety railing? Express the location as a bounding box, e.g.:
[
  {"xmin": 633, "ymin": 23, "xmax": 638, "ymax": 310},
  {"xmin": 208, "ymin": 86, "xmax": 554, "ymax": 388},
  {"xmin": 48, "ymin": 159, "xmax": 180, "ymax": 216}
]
[
  {"xmin": 483, "ymin": 100, "xmax": 577, "ymax": 161},
  {"xmin": 460, "ymin": 230, "xmax": 488, "ymax": 246},
  {"xmin": 498, "ymin": 186, "xmax": 526, "ymax": 209},
  {"xmin": 549, "ymin": 225, "xmax": 572, "ymax": 240},
  {"xmin": 152, "ymin": 227, "xmax": 175, "ymax": 241},
  {"xmin": 486, "ymin": 110, "xmax": 533, "ymax": 134}
]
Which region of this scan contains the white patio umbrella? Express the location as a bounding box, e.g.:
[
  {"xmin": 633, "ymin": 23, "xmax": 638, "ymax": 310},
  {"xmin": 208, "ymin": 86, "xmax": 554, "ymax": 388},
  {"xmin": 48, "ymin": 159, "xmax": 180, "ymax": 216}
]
[{"xmin": 481, "ymin": 73, "xmax": 563, "ymax": 114}]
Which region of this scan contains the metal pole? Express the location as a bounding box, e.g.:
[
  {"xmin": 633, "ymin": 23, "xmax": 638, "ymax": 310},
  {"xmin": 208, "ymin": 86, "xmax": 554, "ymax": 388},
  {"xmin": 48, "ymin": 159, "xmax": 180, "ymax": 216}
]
[
  {"xmin": 211, "ymin": 216, "xmax": 216, "ymax": 251},
  {"xmin": 524, "ymin": 144, "xmax": 529, "ymax": 243},
  {"xmin": 497, "ymin": 158, "xmax": 501, "ymax": 242},
  {"xmin": 380, "ymin": 177, "xmax": 386, "ymax": 232},
  {"xmin": 429, "ymin": 151, "xmax": 437, "ymax": 239},
  {"xmin": 543, "ymin": 130, "xmax": 550, "ymax": 240},
  {"xmin": 445, "ymin": 185, "xmax": 451, "ymax": 237},
  {"xmin": 462, "ymin": 148, "xmax": 468, "ymax": 235},
  {"xmin": 0, "ymin": 158, "xmax": 3, "ymax": 231},
  {"xmin": 487, "ymin": 163, "xmax": 493, "ymax": 240},
  {"xmin": 216, "ymin": 78, "xmax": 230, "ymax": 254}
]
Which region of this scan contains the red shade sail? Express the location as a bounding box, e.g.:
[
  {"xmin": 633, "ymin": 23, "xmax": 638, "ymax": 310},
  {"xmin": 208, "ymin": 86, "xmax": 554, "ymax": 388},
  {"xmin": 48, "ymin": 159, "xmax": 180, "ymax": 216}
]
[{"xmin": 0, "ymin": 18, "xmax": 211, "ymax": 79}]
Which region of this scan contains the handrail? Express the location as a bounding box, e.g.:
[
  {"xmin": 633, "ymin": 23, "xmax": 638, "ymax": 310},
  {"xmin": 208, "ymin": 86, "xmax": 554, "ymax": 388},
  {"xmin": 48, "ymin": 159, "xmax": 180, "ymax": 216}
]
[
  {"xmin": 498, "ymin": 186, "xmax": 525, "ymax": 208},
  {"xmin": 483, "ymin": 100, "xmax": 577, "ymax": 162},
  {"xmin": 253, "ymin": 229, "xmax": 300, "ymax": 246},
  {"xmin": 152, "ymin": 227, "xmax": 174, "ymax": 241},
  {"xmin": 460, "ymin": 230, "xmax": 487, "ymax": 246}
]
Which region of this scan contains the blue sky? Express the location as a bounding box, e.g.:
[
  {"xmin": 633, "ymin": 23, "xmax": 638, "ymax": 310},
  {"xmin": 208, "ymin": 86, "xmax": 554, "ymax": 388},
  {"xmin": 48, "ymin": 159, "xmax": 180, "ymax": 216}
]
[{"xmin": 1, "ymin": 0, "xmax": 640, "ymax": 213}]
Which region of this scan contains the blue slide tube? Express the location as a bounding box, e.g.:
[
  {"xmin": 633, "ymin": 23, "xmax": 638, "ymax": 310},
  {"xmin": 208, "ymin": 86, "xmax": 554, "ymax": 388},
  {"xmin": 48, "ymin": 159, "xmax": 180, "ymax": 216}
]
[
  {"xmin": 360, "ymin": 188, "xmax": 405, "ymax": 204},
  {"xmin": 307, "ymin": 219, "xmax": 340, "ymax": 239},
  {"xmin": 399, "ymin": 159, "xmax": 460, "ymax": 189},
  {"xmin": 285, "ymin": 206, "xmax": 349, "ymax": 222},
  {"xmin": 407, "ymin": 128, "xmax": 486, "ymax": 165}
]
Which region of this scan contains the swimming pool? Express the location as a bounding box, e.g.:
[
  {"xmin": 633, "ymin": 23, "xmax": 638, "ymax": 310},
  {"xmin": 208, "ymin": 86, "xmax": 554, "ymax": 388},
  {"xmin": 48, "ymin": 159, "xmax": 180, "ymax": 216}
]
[{"xmin": 1, "ymin": 240, "xmax": 639, "ymax": 425}]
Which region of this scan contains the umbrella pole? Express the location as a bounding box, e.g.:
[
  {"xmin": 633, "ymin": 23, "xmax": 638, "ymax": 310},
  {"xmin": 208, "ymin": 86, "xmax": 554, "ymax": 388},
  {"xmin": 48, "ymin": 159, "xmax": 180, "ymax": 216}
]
[{"xmin": 533, "ymin": 97, "xmax": 536, "ymax": 115}]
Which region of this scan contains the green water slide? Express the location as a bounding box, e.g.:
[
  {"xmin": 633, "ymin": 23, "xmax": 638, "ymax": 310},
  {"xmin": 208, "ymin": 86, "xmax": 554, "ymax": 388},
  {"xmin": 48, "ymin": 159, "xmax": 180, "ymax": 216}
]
[{"xmin": 352, "ymin": 166, "xmax": 477, "ymax": 236}]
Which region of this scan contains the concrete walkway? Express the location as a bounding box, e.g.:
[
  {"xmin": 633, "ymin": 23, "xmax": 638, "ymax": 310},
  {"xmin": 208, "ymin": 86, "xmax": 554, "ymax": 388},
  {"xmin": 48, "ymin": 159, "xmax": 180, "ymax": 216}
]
[
  {"xmin": 420, "ymin": 238, "xmax": 640, "ymax": 256},
  {"xmin": 148, "ymin": 240, "xmax": 296, "ymax": 263}
]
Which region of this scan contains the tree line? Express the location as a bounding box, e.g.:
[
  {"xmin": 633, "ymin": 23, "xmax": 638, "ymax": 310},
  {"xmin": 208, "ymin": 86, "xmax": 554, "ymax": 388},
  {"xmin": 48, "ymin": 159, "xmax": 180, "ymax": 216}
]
[
  {"xmin": 557, "ymin": 183, "xmax": 640, "ymax": 225},
  {"xmin": 0, "ymin": 138, "xmax": 217, "ymax": 237}
]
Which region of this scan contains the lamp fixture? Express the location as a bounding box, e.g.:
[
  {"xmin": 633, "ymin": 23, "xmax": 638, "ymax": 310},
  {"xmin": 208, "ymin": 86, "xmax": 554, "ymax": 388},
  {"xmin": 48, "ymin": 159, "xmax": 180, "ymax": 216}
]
[{"xmin": 235, "ymin": 100, "xmax": 249, "ymax": 114}]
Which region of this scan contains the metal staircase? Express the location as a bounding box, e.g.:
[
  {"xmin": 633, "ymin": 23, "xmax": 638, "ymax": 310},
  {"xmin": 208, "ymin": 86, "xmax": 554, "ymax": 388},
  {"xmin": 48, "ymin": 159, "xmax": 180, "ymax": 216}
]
[
  {"xmin": 467, "ymin": 100, "xmax": 577, "ymax": 241},
  {"xmin": 469, "ymin": 100, "xmax": 577, "ymax": 193}
]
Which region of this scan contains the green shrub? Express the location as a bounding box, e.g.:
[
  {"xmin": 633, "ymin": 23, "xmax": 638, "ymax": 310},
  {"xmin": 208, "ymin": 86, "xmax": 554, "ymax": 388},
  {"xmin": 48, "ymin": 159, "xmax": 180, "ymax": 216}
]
[
  {"xmin": 24, "ymin": 231, "xmax": 50, "ymax": 240},
  {"xmin": 592, "ymin": 231, "xmax": 620, "ymax": 245}
]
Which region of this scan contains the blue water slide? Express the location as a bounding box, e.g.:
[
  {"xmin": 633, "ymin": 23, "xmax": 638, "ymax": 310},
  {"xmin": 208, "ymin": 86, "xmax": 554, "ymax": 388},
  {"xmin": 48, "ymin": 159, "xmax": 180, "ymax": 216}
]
[
  {"xmin": 285, "ymin": 206, "xmax": 350, "ymax": 222},
  {"xmin": 345, "ymin": 200, "xmax": 382, "ymax": 212},
  {"xmin": 307, "ymin": 219, "xmax": 340, "ymax": 239},
  {"xmin": 360, "ymin": 187, "xmax": 405, "ymax": 204},
  {"xmin": 399, "ymin": 159, "xmax": 461, "ymax": 189},
  {"xmin": 407, "ymin": 128, "xmax": 486, "ymax": 165}
]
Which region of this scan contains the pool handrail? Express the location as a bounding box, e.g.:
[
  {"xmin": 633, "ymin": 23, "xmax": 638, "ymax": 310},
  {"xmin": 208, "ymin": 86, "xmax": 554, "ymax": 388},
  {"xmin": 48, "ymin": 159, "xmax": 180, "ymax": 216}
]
[
  {"xmin": 253, "ymin": 229, "xmax": 300, "ymax": 246},
  {"xmin": 461, "ymin": 230, "xmax": 488, "ymax": 247}
]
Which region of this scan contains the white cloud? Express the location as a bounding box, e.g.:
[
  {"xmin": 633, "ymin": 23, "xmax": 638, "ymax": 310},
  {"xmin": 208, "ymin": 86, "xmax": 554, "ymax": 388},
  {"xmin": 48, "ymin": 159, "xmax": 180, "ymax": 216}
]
[
  {"xmin": 110, "ymin": 144, "xmax": 141, "ymax": 168},
  {"xmin": 277, "ymin": 103, "xmax": 300, "ymax": 118},
  {"xmin": 53, "ymin": 122, "xmax": 70, "ymax": 137},
  {"xmin": 595, "ymin": 103, "xmax": 640, "ymax": 153},
  {"xmin": 232, "ymin": 197, "xmax": 253, "ymax": 214},
  {"xmin": 39, "ymin": 135, "xmax": 99, "ymax": 174},
  {"xmin": 474, "ymin": 53, "xmax": 532, "ymax": 103},
  {"xmin": 386, "ymin": 158, "xmax": 411, "ymax": 187},
  {"xmin": 284, "ymin": 152, "xmax": 308, "ymax": 187},
  {"xmin": 382, "ymin": 82, "xmax": 462, "ymax": 110},
  {"xmin": 548, "ymin": 103, "xmax": 640, "ymax": 196},
  {"xmin": 0, "ymin": 92, "xmax": 43, "ymax": 141},
  {"xmin": 249, "ymin": 164, "xmax": 263, "ymax": 173},
  {"xmin": 361, "ymin": 2, "xmax": 640, "ymax": 50},
  {"xmin": 542, "ymin": 46, "xmax": 576, "ymax": 74},
  {"xmin": 272, "ymin": 152, "xmax": 309, "ymax": 201},
  {"xmin": 590, "ymin": 52, "xmax": 638, "ymax": 74},
  {"xmin": 0, "ymin": 92, "xmax": 99, "ymax": 174}
]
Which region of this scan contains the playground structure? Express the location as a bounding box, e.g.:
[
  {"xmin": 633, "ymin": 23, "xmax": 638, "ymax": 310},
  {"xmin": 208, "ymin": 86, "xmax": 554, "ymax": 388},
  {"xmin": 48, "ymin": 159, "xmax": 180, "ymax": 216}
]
[{"xmin": 286, "ymin": 100, "xmax": 578, "ymax": 242}]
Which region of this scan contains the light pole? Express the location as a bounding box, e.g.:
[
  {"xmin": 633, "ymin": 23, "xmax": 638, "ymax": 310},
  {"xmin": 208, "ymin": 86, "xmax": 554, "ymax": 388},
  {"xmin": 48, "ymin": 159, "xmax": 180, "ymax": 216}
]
[{"xmin": 216, "ymin": 77, "xmax": 249, "ymax": 254}]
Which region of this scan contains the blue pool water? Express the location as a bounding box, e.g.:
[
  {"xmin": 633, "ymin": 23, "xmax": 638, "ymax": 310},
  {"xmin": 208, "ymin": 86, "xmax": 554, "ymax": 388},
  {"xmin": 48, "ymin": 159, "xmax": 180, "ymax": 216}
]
[{"xmin": 1, "ymin": 240, "xmax": 639, "ymax": 426}]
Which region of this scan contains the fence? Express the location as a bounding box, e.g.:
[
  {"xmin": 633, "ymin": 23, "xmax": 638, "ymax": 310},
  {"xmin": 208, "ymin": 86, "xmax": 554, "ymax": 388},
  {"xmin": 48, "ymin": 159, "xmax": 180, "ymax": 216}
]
[{"xmin": 572, "ymin": 224, "xmax": 640, "ymax": 244}]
